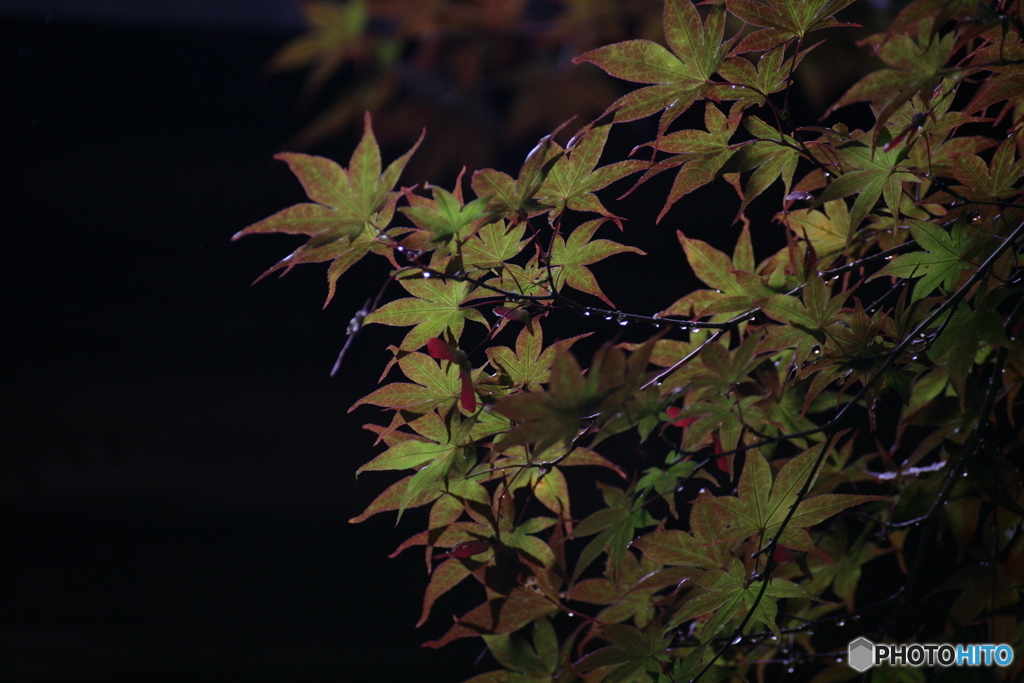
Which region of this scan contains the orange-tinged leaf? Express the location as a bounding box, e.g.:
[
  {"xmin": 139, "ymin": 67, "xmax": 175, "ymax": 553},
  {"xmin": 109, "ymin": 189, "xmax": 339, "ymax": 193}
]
[
  {"xmin": 418, "ymin": 558, "xmax": 474, "ymax": 628},
  {"xmin": 421, "ymin": 587, "xmax": 558, "ymax": 648},
  {"xmin": 633, "ymin": 529, "xmax": 708, "ymax": 567},
  {"xmin": 235, "ymin": 112, "xmax": 421, "ymax": 305},
  {"xmin": 348, "ymin": 474, "xmax": 442, "ymax": 524}
]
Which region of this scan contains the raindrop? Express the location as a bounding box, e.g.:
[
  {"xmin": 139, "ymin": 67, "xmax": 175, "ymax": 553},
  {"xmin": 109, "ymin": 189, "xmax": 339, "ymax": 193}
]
[
  {"xmin": 787, "ymin": 667, "xmax": 795, "ymax": 674},
  {"xmin": 836, "ymin": 657, "xmax": 844, "ymax": 663},
  {"xmin": 423, "ymin": 271, "xmax": 432, "ymax": 278},
  {"xmin": 605, "ymin": 315, "xmax": 614, "ymax": 321},
  {"xmin": 732, "ymin": 636, "xmax": 743, "ymax": 645},
  {"xmin": 836, "ymin": 620, "xmax": 845, "ymax": 627},
  {"xmin": 653, "ymin": 323, "xmax": 662, "ymax": 328},
  {"xmin": 583, "ymin": 311, "xmax": 591, "ymax": 316},
  {"xmin": 395, "ymin": 245, "xmax": 405, "ymax": 252},
  {"xmin": 567, "ymin": 612, "xmax": 574, "ymax": 617},
  {"xmin": 618, "ymin": 319, "xmax": 629, "ymax": 326}
]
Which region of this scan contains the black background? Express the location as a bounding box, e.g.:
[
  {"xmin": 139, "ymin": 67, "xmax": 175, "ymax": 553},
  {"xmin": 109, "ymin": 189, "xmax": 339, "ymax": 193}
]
[
  {"xmin": 2, "ymin": 4, "xmax": 802, "ymax": 682},
  {"xmin": 2, "ymin": 11, "xmax": 503, "ymax": 682}
]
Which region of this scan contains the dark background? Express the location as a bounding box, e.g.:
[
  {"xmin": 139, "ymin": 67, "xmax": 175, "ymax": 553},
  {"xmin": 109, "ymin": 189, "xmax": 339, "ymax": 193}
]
[
  {"xmin": 2, "ymin": 1, "xmax": 870, "ymax": 681},
  {"xmin": 3, "ymin": 3, "xmax": 502, "ymax": 681}
]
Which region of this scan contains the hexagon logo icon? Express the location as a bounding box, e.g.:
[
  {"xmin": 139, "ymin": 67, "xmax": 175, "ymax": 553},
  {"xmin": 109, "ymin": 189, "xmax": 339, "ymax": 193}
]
[{"xmin": 848, "ymin": 637, "xmax": 875, "ymax": 672}]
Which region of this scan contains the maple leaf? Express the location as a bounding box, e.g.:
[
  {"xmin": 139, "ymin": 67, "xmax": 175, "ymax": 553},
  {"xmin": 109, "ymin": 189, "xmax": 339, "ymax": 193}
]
[
  {"xmin": 422, "ymin": 586, "xmax": 559, "ymax": 649},
  {"xmin": 812, "ymin": 129, "xmax": 920, "ymax": 230},
  {"xmin": 715, "ymin": 44, "xmax": 806, "ymax": 110},
  {"xmin": 777, "ymin": 199, "xmax": 850, "ymax": 258},
  {"xmin": 567, "ymin": 552, "xmax": 676, "ymax": 628},
  {"xmin": 536, "ymin": 123, "xmax": 648, "ymax": 226},
  {"xmin": 234, "ymin": 112, "xmax": 421, "ymax": 305},
  {"xmin": 426, "ymin": 337, "xmax": 476, "ymax": 412},
  {"xmin": 355, "ymin": 411, "xmax": 462, "ymax": 475},
  {"xmin": 350, "ymin": 350, "xmax": 465, "ymax": 416},
  {"xmin": 399, "ymin": 180, "xmax": 491, "ymax": 249},
  {"xmin": 726, "ymin": 117, "xmax": 800, "ymax": 216},
  {"xmin": 728, "ymin": 0, "xmax": 859, "ymax": 54},
  {"xmin": 364, "ymin": 276, "xmax": 488, "ymax": 351},
  {"xmin": 485, "ymin": 323, "xmax": 591, "ymax": 392},
  {"xmin": 634, "ymin": 102, "xmax": 740, "ymax": 222},
  {"xmin": 573, "ymin": 0, "xmax": 728, "ymax": 134},
  {"xmin": 758, "ymin": 271, "xmax": 847, "ymax": 342},
  {"xmin": 479, "ymin": 618, "xmax": 561, "ymax": 680},
  {"xmin": 868, "ymin": 218, "xmax": 983, "ymax": 302},
  {"xmin": 549, "ymin": 219, "xmax": 645, "ymax": 307},
  {"xmin": 695, "ymin": 445, "xmax": 887, "ymax": 562},
  {"xmin": 666, "ymin": 557, "xmax": 819, "ymax": 642},
  {"xmin": 632, "ymin": 529, "xmax": 711, "ymax": 569},
  {"xmin": 492, "ymin": 346, "xmax": 608, "ymax": 454},
  {"xmin": 947, "ymin": 138, "xmax": 1024, "ymax": 203},
  {"xmin": 571, "ymin": 483, "xmax": 657, "ymax": 582},
  {"xmin": 574, "ymin": 622, "xmax": 672, "ymax": 683},
  {"xmin": 460, "ymin": 220, "xmax": 529, "ymax": 270},
  {"xmin": 471, "ymin": 129, "xmax": 564, "ymax": 221},
  {"xmin": 658, "ymin": 223, "xmax": 765, "ymax": 318},
  {"xmin": 265, "ymin": 0, "xmax": 369, "ymax": 99},
  {"xmin": 825, "ymin": 29, "xmax": 956, "ymax": 145}
]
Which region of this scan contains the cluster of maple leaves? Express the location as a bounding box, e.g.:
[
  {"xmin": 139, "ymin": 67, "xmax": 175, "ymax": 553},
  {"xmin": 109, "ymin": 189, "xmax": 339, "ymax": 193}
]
[{"xmin": 238, "ymin": 0, "xmax": 1024, "ymax": 681}]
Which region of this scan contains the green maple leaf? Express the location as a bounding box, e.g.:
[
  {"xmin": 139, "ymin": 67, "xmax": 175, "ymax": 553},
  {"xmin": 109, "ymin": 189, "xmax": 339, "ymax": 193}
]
[
  {"xmin": 927, "ymin": 303, "xmax": 983, "ymax": 400},
  {"xmin": 567, "ymin": 552, "xmax": 672, "ymax": 627},
  {"xmin": 492, "ymin": 346, "xmax": 609, "ymax": 454},
  {"xmin": 778, "ymin": 199, "xmax": 850, "ymax": 258},
  {"xmin": 695, "ymin": 444, "xmax": 886, "ymax": 561},
  {"xmin": 364, "ymin": 276, "xmax": 488, "ymax": 351},
  {"xmin": 759, "ymin": 271, "xmax": 846, "ymax": 342},
  {"xmin": 673, "ymin": 394, "xmax": 765, "ymax": 452},
  {"xmin": 399, "ymin": 184, "xmax": 490, "ymax": 247},
  {"xmin": 571, "ymin": 483, "xmax": 657, "ymax": 582},
  {"xmin": 536, "ymin": 123, "xmax": 648, "ymax": 225},
  {"xmin": 350, "ymin": 351, "xmax": 467, "ymax": 418},
  {"xmin": 471, "ymin": 130, "xmax": 564, "ymax": 221},
  {"xmin": 813, "ymin": 130, "xmax": 921, "ymax": 230},
  {"xmin": 727, "ymin": 116, "xmax": 799, "ymax": 215},
  {"xmin": 573, "ymin": 0, "xmax": 727, "ymax": 134},
  {"xmin": 575, "ymin": 622, "xmax": 672, "ymax": 683},
  {"xmin": 480, "ymin": 618, "xmax": 561, "ymax": 680},
  {"xmin": 868, "ymin": 219, "xmax": 982, "ymax": 302},
  {"xmin": 826, "ymin": 28, "xmax": 956, "ymax": 144},
  {"xmin": 638, "ymin": 102, "xmax": 740, "ymax": 222},
  {"xmin": 633, "ymin": 529, "xmax": 710, "ymax": 569},
  {"xmin": 667, "ymin": 557, "xmax": 818, "ymax": 641},
  {"xmin": 659, "ymin": 222, "xmax": 764, "ymax": 318},
  {"xmin": 355, "ymin": 411, "xmax": 462, "ymax": 474},
  {"xmin": 715, "ymin": 44, "xmax": 803, "ymax": 108},
  {"xmin": 234, "ymin": 112, "xmax": 421, "ymax": 305},
  {"xmin": 485, "ymin": 323, "xmax": 591, "ymax": 392},
  {"xmin": 461, "ymin": 221, "xmax": 529, "ymax": 270},
  {"xmin": 949, "ymin": 137, "xmax": 1024, "ymax": 203},
  {"xmin": 549, "ymin": 219, "xmax": 646, "ymax": 307},
  {"xmin": 728, "ymin": 0, "xmax": 859, "ymax": 54}
]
